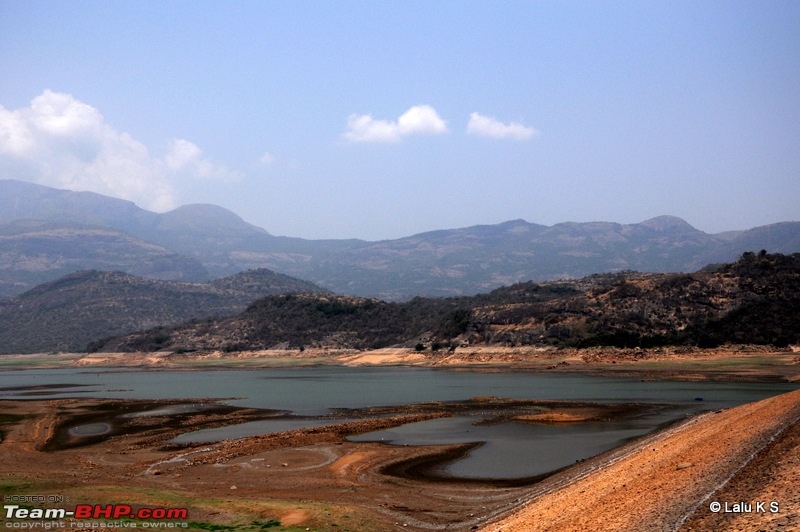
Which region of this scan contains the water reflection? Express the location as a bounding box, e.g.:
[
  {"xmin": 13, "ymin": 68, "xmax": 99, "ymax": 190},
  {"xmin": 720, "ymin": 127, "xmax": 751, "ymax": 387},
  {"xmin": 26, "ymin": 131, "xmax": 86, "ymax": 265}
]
[
  {"xmin": 350, "ymin": 413, "xmax": 675, "ymax": 479},
  {"xmin": 68, "ymin": 422, "xmax": 112, "ymax": 436}
]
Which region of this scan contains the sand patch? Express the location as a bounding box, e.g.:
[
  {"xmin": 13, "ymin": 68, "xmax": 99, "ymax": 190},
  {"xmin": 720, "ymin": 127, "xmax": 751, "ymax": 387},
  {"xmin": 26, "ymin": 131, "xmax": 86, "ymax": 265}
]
[
  {"xmin": 516, "ymin": 412, "xmax": 594, "ymax": 424},
  {"xmin": 330, "ymin": 450, "xmax": 374, "ymax": 476},
  {"xmin": 341, "ymin": 348, "xmax": 428, "ymax": 365},
  {"xmin": 280, "ymin": 508, "xmax": 309, "ymax": 525}
]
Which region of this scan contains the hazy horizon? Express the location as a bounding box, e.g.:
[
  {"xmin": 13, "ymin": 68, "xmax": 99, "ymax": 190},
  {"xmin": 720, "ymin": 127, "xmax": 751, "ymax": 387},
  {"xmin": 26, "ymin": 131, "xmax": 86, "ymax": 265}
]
[{"xmin": 1, "ymin": 1, "xmax": 798, "ymax": 240}]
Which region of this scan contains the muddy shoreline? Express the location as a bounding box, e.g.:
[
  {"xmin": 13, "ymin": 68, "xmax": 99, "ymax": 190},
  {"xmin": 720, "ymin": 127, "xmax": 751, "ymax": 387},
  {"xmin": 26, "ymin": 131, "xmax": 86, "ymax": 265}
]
[
  {"xmin": 4, "ymin": 392, "xmax": 800, "ymax": 530},
  {"xmin": 2, "ymin": 349, "xmax": 799, "ymax": 530},
  {"xmin": 1, "ymin": 395, "xmax": 676, "ymax": 530}
]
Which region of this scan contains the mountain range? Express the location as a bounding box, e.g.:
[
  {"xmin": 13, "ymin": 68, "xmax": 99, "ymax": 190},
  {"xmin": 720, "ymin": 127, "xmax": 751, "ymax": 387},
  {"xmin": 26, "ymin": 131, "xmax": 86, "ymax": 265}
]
[{"xmin": 2, "ymin": 178, "xmax": 799, "ymax": 301}]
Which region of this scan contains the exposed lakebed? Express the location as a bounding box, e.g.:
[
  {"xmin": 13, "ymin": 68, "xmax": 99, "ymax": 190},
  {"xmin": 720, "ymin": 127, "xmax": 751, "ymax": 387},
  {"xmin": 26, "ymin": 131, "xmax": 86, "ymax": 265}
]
[{"xmin": 2, "ymin": 366, "xmax": 796, "ymax": 480}]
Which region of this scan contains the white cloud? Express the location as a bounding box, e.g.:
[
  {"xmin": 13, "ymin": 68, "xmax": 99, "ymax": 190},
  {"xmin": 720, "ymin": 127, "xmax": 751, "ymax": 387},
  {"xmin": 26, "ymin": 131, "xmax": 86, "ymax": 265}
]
[
  {"xmin": 259, "ymin": 151, "xmax": 275, "ymax": 166},
  {"xmin": 0, "ymin": 90, "xmax": 241, "ymax": 211},
  {"xmin": 165, "ymin": 138, "xmax": 239, "ymax": 182},
  {"xmin": 29, "ymin": 90, "xmax": 103, "ymax": 137},
  {"xmin": 165, "ymin": 138, "xmax": 202, "ymax": 170},
  {"xmin": 397, "ymin": 105, "xmax": 448, "ymax": 136},
  {"xmin": 344, "ymin": 105, "xmax": 448, "ymax": 143},
  {"xmin": 467, "ymin": 112, "xmax": 539, "ymax": 140},
  {"xmin": 0, "ymin": 105, "xmax": 35, "ymax": 156},
  {"xmin": 345, "ymin": 115, "xmax": 401, "ymax": 143}
]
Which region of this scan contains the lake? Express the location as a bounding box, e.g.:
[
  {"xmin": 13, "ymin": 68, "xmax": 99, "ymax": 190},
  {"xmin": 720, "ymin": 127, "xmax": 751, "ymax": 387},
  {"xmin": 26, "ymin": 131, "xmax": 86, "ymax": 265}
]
[{"xmin": 2, "ymin": 366, "xmax": 796, "ymax": 480}]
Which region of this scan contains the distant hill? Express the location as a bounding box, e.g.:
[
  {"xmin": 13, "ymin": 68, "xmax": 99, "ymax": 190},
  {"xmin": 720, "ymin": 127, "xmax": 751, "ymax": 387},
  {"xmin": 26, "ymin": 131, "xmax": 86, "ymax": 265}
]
[
  {"xmin": 0, "ymin": 179, "xmax": 269, "ymax": 297},
  {"xmin": 311, "ymin": 216, "xmax": 721, "ymax": 299},
  {"xmin": 0, "ymin": 179, "xmax": 151, "ymax": 228},
  {"xmin": 93, "ymin": 253, "xmax": 800, "ymax": 353},
  {"xmin": 0, "ymin": 220, "xmax": 209, "ymax": 298},
  {"xmin": 0, "ymin": 268, "xmax": 326, "ymax": 354},
  {"xmin": 2, "ymin": 179, "xmax": 800, "ymax": 300},
  {"xmin": 699, "ymin": 222, "xmax": 800, "ymax": 264}
]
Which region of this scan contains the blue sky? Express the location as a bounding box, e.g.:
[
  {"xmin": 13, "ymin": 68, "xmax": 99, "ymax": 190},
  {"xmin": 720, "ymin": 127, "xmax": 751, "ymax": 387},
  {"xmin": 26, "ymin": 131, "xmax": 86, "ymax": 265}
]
[{"xmin": 1, "ymin": 1, "xmax": 798, "ymax": 240}]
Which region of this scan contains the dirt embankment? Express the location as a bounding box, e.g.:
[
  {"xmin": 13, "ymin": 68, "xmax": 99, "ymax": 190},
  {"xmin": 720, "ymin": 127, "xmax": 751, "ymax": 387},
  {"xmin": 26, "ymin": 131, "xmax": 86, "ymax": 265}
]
[
  {"xmin": 481, "ymin": 388, "xmax": 800, "ymax": 532},
  {"xmin": 681, "ymin": 413, "xmax": 800, "ymax": 531}
]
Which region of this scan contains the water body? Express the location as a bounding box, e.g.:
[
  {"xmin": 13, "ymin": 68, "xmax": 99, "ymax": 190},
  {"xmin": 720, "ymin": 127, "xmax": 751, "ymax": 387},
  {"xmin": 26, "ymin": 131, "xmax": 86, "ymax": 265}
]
[
  {"xmin": 0, "ymin": 366, "xmax": 791, "ymax": 412},
  {"xmin": 2, "ymin": 367, "xmax": 796, "ymax": 479},
  {"xmin": 68, "ymin": 422, "xmax": 112, "ymax": 436},
  {"xmin": 351, "ymin": 412, "xmax": 678, "ymax": 479}
]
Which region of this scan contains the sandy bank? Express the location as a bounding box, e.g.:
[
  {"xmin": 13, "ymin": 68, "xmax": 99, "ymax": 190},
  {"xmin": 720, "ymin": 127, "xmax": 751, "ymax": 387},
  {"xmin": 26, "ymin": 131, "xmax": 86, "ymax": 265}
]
[{"xmin": 3, "ymin": 344, "xmax": 798, "ymax": 382}]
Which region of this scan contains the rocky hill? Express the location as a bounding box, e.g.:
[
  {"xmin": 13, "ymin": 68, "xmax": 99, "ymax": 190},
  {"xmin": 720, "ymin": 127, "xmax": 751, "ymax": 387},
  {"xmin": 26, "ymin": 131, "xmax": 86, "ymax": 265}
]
[
  {"xmin": 469, "ymin": 251, "xmax": 800, "ymax": 349},
  {"xmin": 0, "ymin": 268, "xmax": 326, "ymax": 354},
  {"xmin": 92, "ymin": 252, "xmax": 800, "ymax": 353},
  {"xmin": 3, "ymin": 179, "xmax": 800, "ymax": 300}
]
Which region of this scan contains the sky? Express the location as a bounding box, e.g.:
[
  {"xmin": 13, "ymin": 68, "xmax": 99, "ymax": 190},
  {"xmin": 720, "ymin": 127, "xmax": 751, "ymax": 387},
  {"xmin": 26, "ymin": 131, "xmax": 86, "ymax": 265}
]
[{"xmin": 0, "ymin": 1, "xmax": 798, "ymax": 240}]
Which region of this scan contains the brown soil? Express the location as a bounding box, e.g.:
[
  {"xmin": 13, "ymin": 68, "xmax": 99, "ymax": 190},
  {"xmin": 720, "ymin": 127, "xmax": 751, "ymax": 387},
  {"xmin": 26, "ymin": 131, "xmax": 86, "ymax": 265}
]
[
  {"xmin": 680, "ymin": 408, "xmax": 800, "ymax": 531},
  {"xmin": 510, "ymin": 403, "xmax": 649, "ymax": 425},
  {"xmin": 0, "ymin": 397, "xmax": 656, "ymax": 530},
  {"xmin": 515, "ymin": 410, "xmax": 599, "ymax": 424},
  {"xmin": 2, "ymin": 392, "xmax": 800, "ymax": 531}
]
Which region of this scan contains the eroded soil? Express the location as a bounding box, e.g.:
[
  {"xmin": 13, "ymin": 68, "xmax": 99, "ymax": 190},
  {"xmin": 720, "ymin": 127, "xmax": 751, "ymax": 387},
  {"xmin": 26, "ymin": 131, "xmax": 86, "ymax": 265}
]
[{"xmin": 0, "ymin": 396, "xmax": 658, "ymax": 530}]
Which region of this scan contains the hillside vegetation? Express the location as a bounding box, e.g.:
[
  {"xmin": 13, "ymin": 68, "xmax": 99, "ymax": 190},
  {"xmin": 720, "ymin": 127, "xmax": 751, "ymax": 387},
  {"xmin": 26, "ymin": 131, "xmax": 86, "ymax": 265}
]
[{"xmin": 92, "ymin": 252, "xmax": 800, "ymax": 353}]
